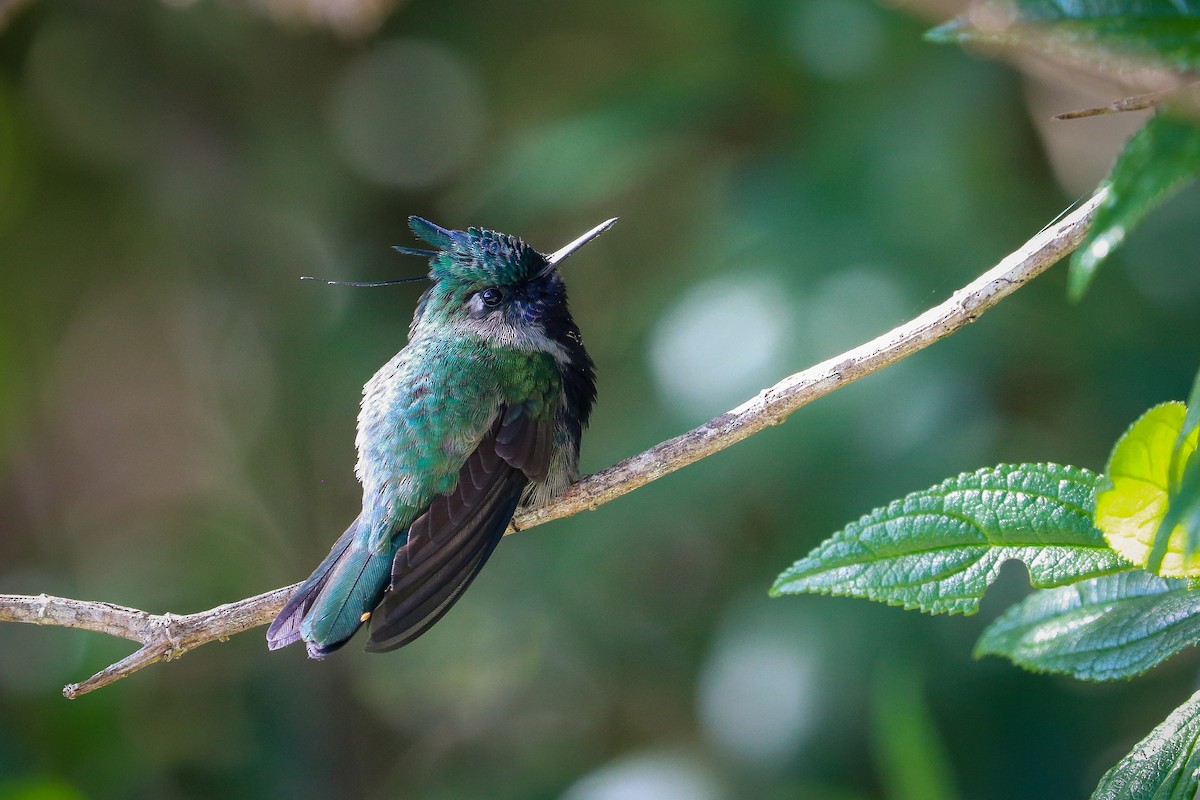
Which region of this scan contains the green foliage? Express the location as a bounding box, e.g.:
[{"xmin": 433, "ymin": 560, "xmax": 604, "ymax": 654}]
[
  {"xmin": 780, "ymin": 384, "xmax": 1200, "ymax": 795},
  {"xmin": 926, "ymin": 0, "xmax": 1200, "ymax": 69},
  {"xmin": 1005, "ymin": 0, "xmax": 1200, "ymax": 19},
  {"xmin": 1097, "ymin": 402, "xmax": 1200, "ymax": 575},
  {"xmin": 1069, "ymin": 115, "xmax": 1200, "ymax": 301},
  {"xmin": 927, "ymin": 0, "xmax": 1200, "ymax": 303},
  {"xmin": 1165, "ymin": 369, "xmax": 1200, "ymax": 555},
  {"xmin": 975, "ymin": 572, "xmax": 1200, "ymax": 681},
  {"xmin": 772, "ymin": 464, "xmax": 1131, "ymax": 614},
  {"xmin": 1090, "ymin": 690, "xmax": 1200, "ymax": 800},
  {"xmin": 797, "ymin": 13, "xmax": 1200, "ymax": 798}
]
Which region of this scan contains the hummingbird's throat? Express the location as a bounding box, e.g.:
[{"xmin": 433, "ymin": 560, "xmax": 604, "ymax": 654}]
[{"xmin": 449, "ymin": 316, "xmax": 572, "ymax": 365}]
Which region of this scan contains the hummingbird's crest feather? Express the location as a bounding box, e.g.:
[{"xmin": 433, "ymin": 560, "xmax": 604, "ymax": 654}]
[
  {"xmin": 408, "ymin": 216, "xmax": 456, "ymax": 250},
  {"xmin": 392, "ymin": 245, "xmax": 438, "ymax": 259}
]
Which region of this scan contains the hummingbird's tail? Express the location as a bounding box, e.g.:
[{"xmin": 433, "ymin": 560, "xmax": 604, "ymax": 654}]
[{"xmin": 266, "ymin": 515, "xmax": 393, "ymax": 658}]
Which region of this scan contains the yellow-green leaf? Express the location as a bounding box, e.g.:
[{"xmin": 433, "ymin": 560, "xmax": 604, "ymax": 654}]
[{"xmin": 1096, "ymin": 402, "xmax": 1200, "ymax": 576}]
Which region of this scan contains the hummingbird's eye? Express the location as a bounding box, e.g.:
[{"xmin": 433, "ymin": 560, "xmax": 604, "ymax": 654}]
[{"xmin": 480, "ymin": 287, "xmax": 504, "ymax": 308}]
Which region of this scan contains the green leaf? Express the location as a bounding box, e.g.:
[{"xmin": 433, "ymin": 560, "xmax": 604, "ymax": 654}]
[
  {"xmin": 926, "ymin": 1, "xmax": 1200, "ymax": 70},
  {"xmin": 1163, "ymin": 454, "xmax": 1200, "ymax": 558},
  {"xmin": 1090, "ymin": 689, "xmax": 1200, "ymax": 800},
  {"xmin": 1069, "ymin": 114, "xmax": 1200, "ymax": 301},
  {"xmin": 1173, "ymin": 367, "xmax": 1200, "ymax": 554},
  {"xmin": 1184, "ymin": 367, "xmax": 1200, "ymax": 442},
  {"xmin": 975, "ymin": 571, "xmax": 1200, "ymax": 681},
  {"xmin": 926, "ymin": 3, "xmax": 1200, "ymax": 301},
  {"xmin": 1096, "ymin": 402, "xmax": 1200, "ymax": 575},
  {"xmin": 771, "ymin": 464, "xmax": 1131, "ymax": 615}
]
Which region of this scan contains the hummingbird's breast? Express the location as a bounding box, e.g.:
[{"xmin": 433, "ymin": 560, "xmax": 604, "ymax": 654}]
[{"xmin": 353, "ymin": 335, "xmax": 566, "ymax": 543}]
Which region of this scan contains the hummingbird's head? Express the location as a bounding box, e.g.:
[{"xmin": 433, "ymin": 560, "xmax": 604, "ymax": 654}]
[{"xmin": 399, "ymin": 216, "xmax": 614, "ymax": 367}]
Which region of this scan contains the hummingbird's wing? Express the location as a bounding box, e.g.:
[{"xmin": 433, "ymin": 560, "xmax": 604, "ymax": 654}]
[
  {"xmin": 492, "ymin": 403, "xmax": 554, "ymax": 482},
  {"xmin": 364, "ymin": 406, "xmax": 555, "ymax": 652}
]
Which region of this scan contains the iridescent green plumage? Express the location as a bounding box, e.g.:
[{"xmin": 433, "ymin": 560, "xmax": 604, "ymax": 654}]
[{"xmin": 267, "ymin": 216, "xmax": 610, "ymax": 657}]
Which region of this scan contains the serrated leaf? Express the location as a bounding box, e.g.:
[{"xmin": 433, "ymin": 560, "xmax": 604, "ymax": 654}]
[
  {"xmin": 1097, "ymin": 402, "xmax": 1200, "ymax": 575},
  {"xmin": 975, "ymin": 571, "xmax": 1200, "ymax": 681},
  {"xmin": 1090, "ymin": 689, "xmax": 1200, "ymax": 800},
  {"xmin": 1069, "ymin": 114, "xmax": 1200, "ymax": 300},
  {"xmin": 926, "ymin": 1, "xmax": 1200, "ymax": 70},
  {"xmin": 772, "ymin": 464, "xmax": 1131, "ymax": 615}
]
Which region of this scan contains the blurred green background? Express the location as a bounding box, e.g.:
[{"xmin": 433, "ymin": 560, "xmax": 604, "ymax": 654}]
[{"xmin": 1, "ymin": 1, "xmax": 1199, "ymax": 798}]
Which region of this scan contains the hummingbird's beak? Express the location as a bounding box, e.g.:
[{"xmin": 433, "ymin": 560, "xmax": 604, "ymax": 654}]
[{"xmin": 544, "ymin": 218, "xmax": 618, "ymax": 268}]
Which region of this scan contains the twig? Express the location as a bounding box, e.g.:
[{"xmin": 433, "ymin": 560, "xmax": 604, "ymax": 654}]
[
  {"xmin": 0, "ymin": 188, "xmax": 1108, "ymax": 698},
  {"xmin": 0, "ymin": 588, "xmax": 298, "ymax": 698},
  {"xmin": 1053, "ymin": 81, "xmax": 1200, "ymax": 120}
]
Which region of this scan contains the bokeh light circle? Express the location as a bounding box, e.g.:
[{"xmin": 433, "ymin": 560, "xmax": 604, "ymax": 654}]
[{"xmin": 330, "ymin": 39, "xmax": 486, "ymax": 188}]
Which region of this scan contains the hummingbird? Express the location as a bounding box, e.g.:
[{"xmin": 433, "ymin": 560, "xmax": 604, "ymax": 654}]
[{"xmin": 267, "ymin": 216, "xmax": 613, "ymax": 658}]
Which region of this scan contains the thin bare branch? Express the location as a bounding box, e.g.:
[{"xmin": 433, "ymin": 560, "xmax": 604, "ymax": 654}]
[
  {"xmin": 0, "ymin": 188, "xmax": 1107, "ymax": 698},
  {"xmin": 0, "ymin": 588, "xmax": 297, "ymax": 698},
  {"xmin": 1054, "ymin": 81, "xmax": 1200, "ymax": 120},
  {"xmin": 513, "ymin": 189, "xmax": 1108, "ymax": 529}
]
